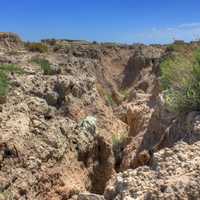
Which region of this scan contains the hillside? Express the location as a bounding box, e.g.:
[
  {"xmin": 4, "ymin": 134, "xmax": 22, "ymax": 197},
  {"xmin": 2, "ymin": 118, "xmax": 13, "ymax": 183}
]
[{"xmin": 0, "ymin": 33, "xmax": 200, "ymax": 200}]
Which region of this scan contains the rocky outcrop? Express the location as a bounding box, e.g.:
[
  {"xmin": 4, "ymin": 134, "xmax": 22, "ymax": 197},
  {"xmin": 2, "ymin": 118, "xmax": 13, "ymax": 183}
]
[
  {"xmin": 0, "ymin": 37, "xmax": 131, "ymax": 199},
  {"xmin": 0, "ymin": 32, "xmax": 23, "ymax": 51},
  {"xmin": 122, "ymin": 45, "xmax": 163, "ymax": 91},
  {"xmin": 104, "ymin": 140, "xmax": 200, "ymax": 200},
  {"xmin": 1, "ymin": 33, "xmax": 200, "ymax": 200},
  {"xmin": 120, "ymin": 92, "xmax": 200, "ymax": 170}
]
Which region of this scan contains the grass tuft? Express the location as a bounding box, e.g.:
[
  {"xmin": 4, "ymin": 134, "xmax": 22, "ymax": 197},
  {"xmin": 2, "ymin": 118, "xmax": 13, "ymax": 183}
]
[
  {"xmin": 0, "ymin": 64, "xmax": 24, "ymax": 97},
  {"xmin": 31, "ymin": 58, "xmax": 54, "ymax": 75}
]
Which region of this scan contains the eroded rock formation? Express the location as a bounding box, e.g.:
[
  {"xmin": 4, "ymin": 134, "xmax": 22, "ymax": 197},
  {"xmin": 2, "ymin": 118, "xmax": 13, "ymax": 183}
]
[{"xmin": 0, "ymin": 33, "xmax": 200, "ymax": 200}]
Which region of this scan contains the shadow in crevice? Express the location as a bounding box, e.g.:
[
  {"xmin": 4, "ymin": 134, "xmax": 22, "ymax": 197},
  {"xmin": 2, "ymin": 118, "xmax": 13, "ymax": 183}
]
[
  {"xmin": 121, "ymin": 54, "xmax": 145, "ymax": 89},
  {"xmin": 134, "ymin": 110, "xmax": 200, "ymax": 169},
  {"xmin": 89, "ymin": 136, "xmax": 114, "ymax": 195}
]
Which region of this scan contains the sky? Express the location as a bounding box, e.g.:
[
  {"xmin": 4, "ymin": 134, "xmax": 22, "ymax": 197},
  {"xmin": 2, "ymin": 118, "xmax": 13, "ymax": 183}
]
[{"xmin": 1, "ymin": 0, "xmax": 200, "ymax": 44}]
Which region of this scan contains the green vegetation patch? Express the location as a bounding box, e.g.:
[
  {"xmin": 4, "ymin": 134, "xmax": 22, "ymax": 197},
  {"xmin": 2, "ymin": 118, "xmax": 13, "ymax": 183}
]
[
  {"xmin": 161, "ymin": 48, "xmax": 200, "ymax": 113},
  {"xmin": 31, "ymin": 58, "xmax": 54, "ymax": 75},
  {"xmin": 0, "ymin": 64, "xmax": 24, "ymax": 97},
  {"xmin": 0, "ymin": 64, "xmax": 24, "ymax": 74}
]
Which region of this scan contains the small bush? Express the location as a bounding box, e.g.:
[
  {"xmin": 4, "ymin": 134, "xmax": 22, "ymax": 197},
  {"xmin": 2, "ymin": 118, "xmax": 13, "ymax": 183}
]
[
  {"xmin": 0, "ymin": 64, "xmax": 24, "ymax": 97},
  {"xmin": 161, "ymin": 48, "xmax": 200, "ymax": 113},
  {"xmin": 160, "ymin": 55, "xmax": 192, "ymax": 90},
  {"xmin": 26, "ymin": 42, "xmax": 48, "ymax": 53},
  {"xmin": 31, "ymin": 58, "xmax": 53, "ymax": 75}
]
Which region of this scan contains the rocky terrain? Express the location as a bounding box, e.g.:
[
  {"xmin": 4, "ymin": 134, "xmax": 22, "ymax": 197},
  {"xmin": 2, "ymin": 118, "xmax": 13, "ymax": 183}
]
[{"xmin": 0, "ymin": 32, "xmax": 200, "ymax": 200}]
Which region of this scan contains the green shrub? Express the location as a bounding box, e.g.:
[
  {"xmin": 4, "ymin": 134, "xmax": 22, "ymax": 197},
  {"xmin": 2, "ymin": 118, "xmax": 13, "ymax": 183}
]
[
  {"xmin": 161, "ymin": 48, "xmax": 200, "ymax": 113},
  {"xmin": 160, "ymin": 55, "xmax": 192, "ymax": 90},
  {"xmin": 31, "ymin": 58, "xmax": 53, "ymax": 75},
  {"xmin": 26, "ymin": 42, "xmax": 48, "ymax": 53},
  {"xmin": 0, "ymin": 64, "xmax": 24, "ymax": 74},
  {"xmin": 0, "ymin": 64, "xmax": 24, "ymax": 97}
]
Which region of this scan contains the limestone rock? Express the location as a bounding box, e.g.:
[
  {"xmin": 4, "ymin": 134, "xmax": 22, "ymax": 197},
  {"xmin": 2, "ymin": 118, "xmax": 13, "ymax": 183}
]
[
  {"xmin": 104, "ymin": 141, "xmax": 200, "ymax": 200},
  {"xmin": 80, "ymin": 116, "xmax": 97, "ymax": 134},
  {"xmin": 0, "ymin": 32, "xmax": 23, "ymax": 52},
  {"xmin": 2, "ymin": 34, "xmax": 197, "ymax": 200}
]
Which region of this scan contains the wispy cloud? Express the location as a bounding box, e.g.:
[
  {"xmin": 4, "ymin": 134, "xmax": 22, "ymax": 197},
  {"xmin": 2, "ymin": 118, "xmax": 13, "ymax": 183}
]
[
  {"xmin": 178, "ymin": 23, "xmax": 200, "ymax": 29},
  {"xmin": 132, "ymin": 22, "xmax": 200, "ymax": 44}
]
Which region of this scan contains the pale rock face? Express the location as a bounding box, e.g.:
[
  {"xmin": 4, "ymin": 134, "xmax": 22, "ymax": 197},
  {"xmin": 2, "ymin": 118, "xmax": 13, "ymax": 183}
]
[
  {"xmin": 0, "ymin": 32, "xmax": 23, "ymax": 51},
  {"xmin": 3, "ymin": 33, "xmax": 200, "ymax": 200},
  {"xmin": 104, "ymin": 141, "xmax": 200, "ymax": 200},
  {"xmin": 126, "ymin": 103, "xmax": 151, "ymax": 137},
  {"xmin": 1, "ymin": 35, "xmax": 136, "ymax": 199}
]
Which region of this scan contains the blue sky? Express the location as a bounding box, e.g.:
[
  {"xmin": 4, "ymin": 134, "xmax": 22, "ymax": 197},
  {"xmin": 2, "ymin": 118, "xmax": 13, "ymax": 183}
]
[{"xmin": 1, "ymin": 0, "xmax": 200, "ymax": 44}]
